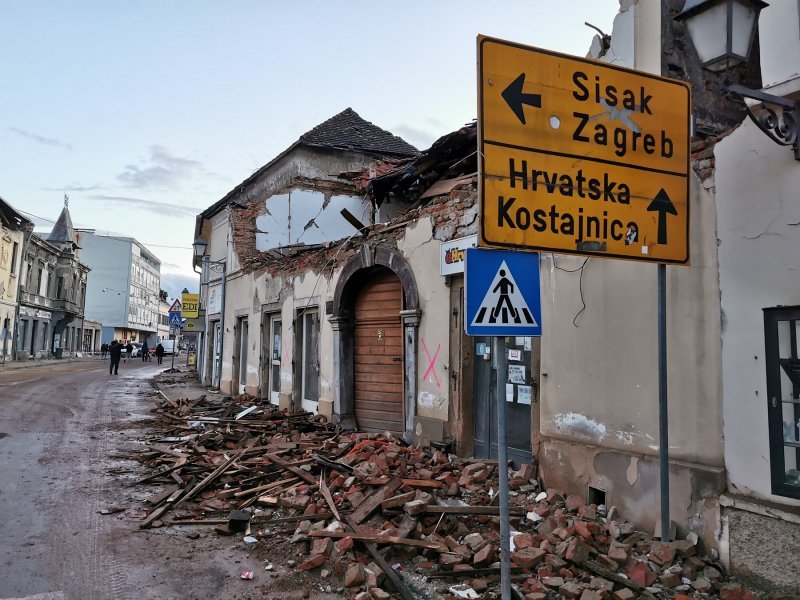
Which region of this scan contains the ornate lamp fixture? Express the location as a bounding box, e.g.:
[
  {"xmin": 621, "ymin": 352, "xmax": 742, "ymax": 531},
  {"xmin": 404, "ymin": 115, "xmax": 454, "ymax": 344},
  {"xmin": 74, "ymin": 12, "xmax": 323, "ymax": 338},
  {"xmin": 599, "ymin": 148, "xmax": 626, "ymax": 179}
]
[{"xmin": 676, "ymin": 0, "xmax": 798, "ymax": 160}]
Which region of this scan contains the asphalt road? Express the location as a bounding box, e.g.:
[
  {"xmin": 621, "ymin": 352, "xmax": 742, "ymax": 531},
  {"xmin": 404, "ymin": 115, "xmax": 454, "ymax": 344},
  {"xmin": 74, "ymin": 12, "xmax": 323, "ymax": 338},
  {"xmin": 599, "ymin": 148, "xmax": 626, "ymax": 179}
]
[{"xmin": 0, "ymin": 359, "xmax": 308, "ymax": 600}]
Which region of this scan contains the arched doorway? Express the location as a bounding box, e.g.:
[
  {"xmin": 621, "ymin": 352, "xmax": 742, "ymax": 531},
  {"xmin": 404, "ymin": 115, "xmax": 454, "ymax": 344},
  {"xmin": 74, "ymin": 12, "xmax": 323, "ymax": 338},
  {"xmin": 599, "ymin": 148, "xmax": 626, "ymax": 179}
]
[
  {"xmin": 330, "ymin": 245, "xmax": 420, "ymax": 441},
  {"xmin": 353, "ymin": 269, "xmax": 404, "ymax": 433}
]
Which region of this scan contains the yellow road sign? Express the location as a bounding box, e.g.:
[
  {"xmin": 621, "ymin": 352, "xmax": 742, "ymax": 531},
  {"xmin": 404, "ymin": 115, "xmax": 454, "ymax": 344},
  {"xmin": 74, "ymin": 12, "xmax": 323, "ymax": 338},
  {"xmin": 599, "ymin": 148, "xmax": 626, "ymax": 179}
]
[
  {"xmin": 181, "ymin": 293, "xmax": 199, "ymax": 318},
  {"xmin": 478, "ymin": 36, "xmax": 691, "ymax": 264}
]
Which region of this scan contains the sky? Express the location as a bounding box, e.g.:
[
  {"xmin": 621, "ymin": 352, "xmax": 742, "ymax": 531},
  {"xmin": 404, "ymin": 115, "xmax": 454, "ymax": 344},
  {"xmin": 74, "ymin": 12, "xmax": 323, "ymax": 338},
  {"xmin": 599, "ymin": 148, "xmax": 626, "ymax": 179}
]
[{"xmin": 1, "ymin": 1, "xmax": 617, "ymax": 301}]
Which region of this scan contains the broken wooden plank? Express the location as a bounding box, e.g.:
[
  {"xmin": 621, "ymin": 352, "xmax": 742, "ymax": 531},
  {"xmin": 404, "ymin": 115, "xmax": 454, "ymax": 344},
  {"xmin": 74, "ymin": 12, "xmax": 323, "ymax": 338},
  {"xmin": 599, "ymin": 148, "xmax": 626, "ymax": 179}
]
[
  {"xmin": 401, "ymin": 478, "xmax": 446, "ymax": 489},
  {"xmin": 349, "ymin": 477, "xmax": 403, "ymax": 525},
  {"xmin": 233, "ymin": 476, "xmax": 298, "ymax": 498},
  {"xmin": 308, "ymin": 529, "xmax": 445, "ymax": 551},
  {"xmin": 419, "ymin": 505, "xmax": 525, "ymax": 517},
  {"xmin": 174, "ymin": 450, "xmax": 245, "ymax": 507},
  {"xmin": 145, "ymin": 485, "xmax": 179, "ymax": 506},
  {"xmin": 265, "ymin": 453, "xmax": 316, "ymax": 485},
  {"xmin": 319, "ymin": 473, "xmax": 341, "ymax": 521},
  {"xmin": 139, "ymin": 488, "xmax": 183, "ymax": 529}
]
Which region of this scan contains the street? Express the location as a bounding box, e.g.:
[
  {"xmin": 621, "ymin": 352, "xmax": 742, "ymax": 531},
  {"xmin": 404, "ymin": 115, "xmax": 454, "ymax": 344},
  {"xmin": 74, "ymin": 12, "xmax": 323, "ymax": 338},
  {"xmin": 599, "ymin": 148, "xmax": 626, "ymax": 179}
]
[{"xmin": 0, "ymin": 360, "xmax": 330, "ymax": 600}]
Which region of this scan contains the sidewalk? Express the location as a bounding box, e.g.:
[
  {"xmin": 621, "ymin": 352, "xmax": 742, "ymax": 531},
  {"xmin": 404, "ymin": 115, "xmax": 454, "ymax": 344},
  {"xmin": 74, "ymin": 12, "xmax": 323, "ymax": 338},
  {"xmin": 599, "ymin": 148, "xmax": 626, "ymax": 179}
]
[{"xmin": 0, "ymin": 355, "xmax": 107, "ymax": 371}]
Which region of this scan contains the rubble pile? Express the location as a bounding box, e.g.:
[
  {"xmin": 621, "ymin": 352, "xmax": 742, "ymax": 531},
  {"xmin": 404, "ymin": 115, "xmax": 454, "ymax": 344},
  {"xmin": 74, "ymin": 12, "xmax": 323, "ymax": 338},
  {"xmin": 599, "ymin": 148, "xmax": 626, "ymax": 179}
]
[{"xmin": 130, "ymin": 388, "xmax": 750, "ymax": 600}]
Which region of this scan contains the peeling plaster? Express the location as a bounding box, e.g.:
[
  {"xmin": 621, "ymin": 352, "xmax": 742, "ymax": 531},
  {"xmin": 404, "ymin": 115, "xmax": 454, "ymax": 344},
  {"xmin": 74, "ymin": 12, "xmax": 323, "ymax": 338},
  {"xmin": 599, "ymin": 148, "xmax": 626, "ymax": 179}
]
[
  {"xmin": 419, "ymin": 391, "xmax": 446, "ymax": 410},
  {"xmin": 627, "ymin": 456, "xmax": 639, "ymax": 486},
  {"xmin": 552, "ymin": 412, "xmax": 607, "ymax": 441}
]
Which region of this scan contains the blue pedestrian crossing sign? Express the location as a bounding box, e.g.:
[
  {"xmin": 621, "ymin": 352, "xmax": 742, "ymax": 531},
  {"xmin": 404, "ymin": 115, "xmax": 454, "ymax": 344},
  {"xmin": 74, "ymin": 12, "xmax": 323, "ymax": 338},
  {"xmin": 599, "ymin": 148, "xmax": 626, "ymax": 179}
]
[
  {"xmin": 169, "ymin": 314, "xmax": 184, "ymax": 328},
  {"xmin": 465, "ymin": 248, "xmax": 541, "ymax": 336}
]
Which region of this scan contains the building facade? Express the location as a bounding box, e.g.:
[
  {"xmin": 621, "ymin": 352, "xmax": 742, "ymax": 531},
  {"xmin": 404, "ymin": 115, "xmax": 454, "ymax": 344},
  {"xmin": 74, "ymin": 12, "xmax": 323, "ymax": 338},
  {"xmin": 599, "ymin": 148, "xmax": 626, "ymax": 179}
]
[
  {"xmin": 16, "ymin": 201, "xmax": 90, "ymax": 358},
  {"xmin": 0, "ymin": 197, "xmax": 33, "ymax": 360},
  {"xmin": 77, "ymin": 231, "xmax": 161, "ymax": 345}
]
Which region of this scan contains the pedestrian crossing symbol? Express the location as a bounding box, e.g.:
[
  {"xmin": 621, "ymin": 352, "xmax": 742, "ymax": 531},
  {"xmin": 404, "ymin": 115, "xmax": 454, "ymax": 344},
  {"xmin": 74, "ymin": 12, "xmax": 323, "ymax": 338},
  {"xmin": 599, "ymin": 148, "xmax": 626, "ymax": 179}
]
[{"xmin": 465, "ymin": 248, "xmax": 541, "ymax": 336}]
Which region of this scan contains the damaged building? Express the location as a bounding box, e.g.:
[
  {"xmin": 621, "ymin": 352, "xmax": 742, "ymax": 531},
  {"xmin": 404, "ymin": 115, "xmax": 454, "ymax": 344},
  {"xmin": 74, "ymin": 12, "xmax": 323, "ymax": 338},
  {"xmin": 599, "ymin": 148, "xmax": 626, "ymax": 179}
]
[
  {"xmin": 193, "ymin": 107, "xmax": 508, "ymax": 453},
  {"xmin": 193, "ymin": 1, "xmax": 800, "ymax": 591}
]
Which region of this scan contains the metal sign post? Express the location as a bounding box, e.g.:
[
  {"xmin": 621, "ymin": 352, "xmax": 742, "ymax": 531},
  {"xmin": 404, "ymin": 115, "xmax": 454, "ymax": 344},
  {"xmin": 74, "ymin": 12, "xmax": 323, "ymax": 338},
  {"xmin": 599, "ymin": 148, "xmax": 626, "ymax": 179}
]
[
  {"xmin": 170, "ymin": 316, "xmax": 182, "ymax": 371},
  {"xmin": 466, "ymin": 248, "xmax": 542, "ymax": 600},
  {"xmin": 493, "ymin": 336, "xmax": 512, "ymax": 600},
  {"xmin": 658, "ymin": 264, "xmax": 671, "ymax": 541}
]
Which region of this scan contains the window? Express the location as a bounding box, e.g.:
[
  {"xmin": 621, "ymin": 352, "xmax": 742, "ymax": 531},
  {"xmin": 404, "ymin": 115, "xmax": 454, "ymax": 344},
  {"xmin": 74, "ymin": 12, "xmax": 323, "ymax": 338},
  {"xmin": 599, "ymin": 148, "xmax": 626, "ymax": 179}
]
[
  {"xmin": 299, "ymin": 309, "xmax": 319, "ymax": 410},
  {"xmin": 56, "ymin": 277, "xmax": 64, "ymax": 299},
  {"xmin": 267, "ymin": 314, "xmax": 282, "ymax": 404},
  {"xmin": 765, "ymin": 306, "xmax": 800, "ymax": 499},
  {"xmin": 10, "ymin": 242, "xmax": 18, "ymax": 275}
]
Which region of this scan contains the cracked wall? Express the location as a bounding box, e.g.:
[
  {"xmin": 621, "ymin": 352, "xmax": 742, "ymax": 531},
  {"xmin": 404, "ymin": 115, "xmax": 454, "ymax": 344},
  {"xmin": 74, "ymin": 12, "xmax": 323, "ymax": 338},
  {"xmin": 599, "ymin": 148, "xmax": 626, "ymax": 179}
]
[
  {"xmin": 539, "ymin": 0, "xmax": 725, "ymax": 539},
  {"xmin": 716, "ymin": 112, "xmax": 800, "ymax": 509}
]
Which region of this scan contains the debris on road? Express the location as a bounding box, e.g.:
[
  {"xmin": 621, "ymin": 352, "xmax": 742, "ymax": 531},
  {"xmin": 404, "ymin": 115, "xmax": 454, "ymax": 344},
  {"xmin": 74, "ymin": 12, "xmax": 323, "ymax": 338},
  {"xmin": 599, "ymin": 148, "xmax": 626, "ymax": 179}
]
[{"xmin": 123, "ymin": 376, "xmax": 761, "ymax": 599}]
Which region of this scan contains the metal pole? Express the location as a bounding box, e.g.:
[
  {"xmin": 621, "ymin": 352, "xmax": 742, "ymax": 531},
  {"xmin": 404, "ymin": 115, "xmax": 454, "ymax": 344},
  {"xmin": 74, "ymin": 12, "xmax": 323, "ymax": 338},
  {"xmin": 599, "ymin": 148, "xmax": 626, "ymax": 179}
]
[
  {"xmin": 493, "ymin": 336, "xmax": 511, "ymax": 600},
  {"xmin": 658, "ymin": 263, "xmax": 671, "ymax": 542},
  {"xmin": 170, "ymin": 324, "xmax": 177, "ymax": 371}
]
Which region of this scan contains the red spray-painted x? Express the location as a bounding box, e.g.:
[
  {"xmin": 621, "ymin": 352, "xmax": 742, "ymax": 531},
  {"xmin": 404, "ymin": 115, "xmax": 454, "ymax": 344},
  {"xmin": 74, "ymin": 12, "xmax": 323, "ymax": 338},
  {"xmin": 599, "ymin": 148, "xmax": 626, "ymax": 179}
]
[{"xmin": 421, "ymin": 337, "xmax": 441, "ymax": 388}]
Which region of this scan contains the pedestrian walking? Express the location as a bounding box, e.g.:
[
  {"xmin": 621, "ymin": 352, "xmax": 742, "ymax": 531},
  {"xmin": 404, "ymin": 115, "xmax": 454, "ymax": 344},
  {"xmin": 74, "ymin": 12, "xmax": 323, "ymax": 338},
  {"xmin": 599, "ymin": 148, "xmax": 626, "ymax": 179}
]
[
  {"xmin": 109, "ymin": 340, "xmax": 122, "ymax": 375},
  {"xmin": 100, "ymin": 343, "xmax": 108, "ymax": 358},
  {"xmin": 155, "ymin": 342, "xmax": 164, "ymax": 365},
  {"xmin": 141, "ymin": 340, "xmax": 149, "ymax": 362},
  {"xmin": 125, "ymin": 341, "xmax": 133, "ymax": 363}
]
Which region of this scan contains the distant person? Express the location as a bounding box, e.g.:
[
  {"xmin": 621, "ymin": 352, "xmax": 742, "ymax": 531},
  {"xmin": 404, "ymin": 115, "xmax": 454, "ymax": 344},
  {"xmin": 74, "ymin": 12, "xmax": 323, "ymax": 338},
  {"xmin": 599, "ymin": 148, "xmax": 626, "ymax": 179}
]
[
  {"xmin": 141, "ymin": 340, "xmax": 149, "ymax": 362},
  {"xmin": 125, "ymin": 341, "xmax": 133, "ymax": 363},
  {"xmin": 109, "ymin": 340, "xmax": 122, "ymax": 375},
  {"xmin": 155, "ymin": 342, "xmax": 165, "ymax": 365},
  {"xmin": 101, "ymin": 343, "xmax": 108, "ymax": 358}
]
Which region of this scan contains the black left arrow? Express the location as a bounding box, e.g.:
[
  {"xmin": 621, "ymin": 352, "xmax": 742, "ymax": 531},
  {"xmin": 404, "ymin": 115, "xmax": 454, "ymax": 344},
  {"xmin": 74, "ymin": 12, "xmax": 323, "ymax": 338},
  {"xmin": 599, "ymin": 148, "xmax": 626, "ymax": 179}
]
[
  {"xmin": 502, "ymin": 73, "xmax": 542, "ymax": 124},
  {"xmin": 647, "ymin": 188, "xmax": 678, "ymax": 245}
]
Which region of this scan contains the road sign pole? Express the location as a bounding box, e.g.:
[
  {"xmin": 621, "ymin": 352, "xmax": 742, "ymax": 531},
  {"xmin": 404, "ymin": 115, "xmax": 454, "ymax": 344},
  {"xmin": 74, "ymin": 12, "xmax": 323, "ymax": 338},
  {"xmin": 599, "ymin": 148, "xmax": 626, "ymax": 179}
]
[
  {"xmin": 658, "ymin": 264, "xmax": 671, "ymax": 542},
  {"xmin": 493, "ymin": 335, "xmax": 512, "ymax": 600},
  {"xmin": 171, "ymin": 324, "xmax": 179, "ymax": 371}
]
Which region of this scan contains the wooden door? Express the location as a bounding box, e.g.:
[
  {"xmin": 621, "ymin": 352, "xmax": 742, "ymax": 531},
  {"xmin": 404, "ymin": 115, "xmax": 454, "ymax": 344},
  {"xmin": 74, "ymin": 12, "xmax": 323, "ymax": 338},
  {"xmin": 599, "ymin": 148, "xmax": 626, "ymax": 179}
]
[{"xmin": 354, "ymin": 270, "xmax": 404, "ymax": 434}]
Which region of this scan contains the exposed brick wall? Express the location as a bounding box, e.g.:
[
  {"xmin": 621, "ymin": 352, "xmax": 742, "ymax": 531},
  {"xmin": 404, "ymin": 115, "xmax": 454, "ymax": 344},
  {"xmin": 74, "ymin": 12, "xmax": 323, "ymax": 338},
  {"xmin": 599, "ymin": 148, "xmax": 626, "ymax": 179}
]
[{"xmin": 227, "ymin": 178, "xmax": 478, "ymax": 283}]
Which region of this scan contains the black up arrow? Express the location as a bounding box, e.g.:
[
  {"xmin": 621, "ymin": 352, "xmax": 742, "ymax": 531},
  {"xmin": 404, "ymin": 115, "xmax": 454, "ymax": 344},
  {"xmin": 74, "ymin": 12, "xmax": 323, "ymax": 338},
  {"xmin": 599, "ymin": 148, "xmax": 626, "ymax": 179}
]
[
  {"xmin": 502, "ymin": 73, "xmax": 541, "ymax": 125},
  {"xmin": 647, "ymin": 188, "xmax": 678, "ymax": 245}
]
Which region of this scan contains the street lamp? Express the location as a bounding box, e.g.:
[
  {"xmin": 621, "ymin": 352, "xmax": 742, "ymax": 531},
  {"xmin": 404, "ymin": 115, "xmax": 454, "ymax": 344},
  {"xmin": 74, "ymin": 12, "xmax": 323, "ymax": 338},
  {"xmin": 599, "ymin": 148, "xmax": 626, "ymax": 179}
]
[
  {"xmin": 675, "ymin": 0, "xmax": 767, "ymax": 72},
  {"xmin": 192, "ymin": 236, "xmax": 227, "ymax": 390},
  {"xmin": 676, "ymin": 0, "xmax": 798, "ymax": 160}
]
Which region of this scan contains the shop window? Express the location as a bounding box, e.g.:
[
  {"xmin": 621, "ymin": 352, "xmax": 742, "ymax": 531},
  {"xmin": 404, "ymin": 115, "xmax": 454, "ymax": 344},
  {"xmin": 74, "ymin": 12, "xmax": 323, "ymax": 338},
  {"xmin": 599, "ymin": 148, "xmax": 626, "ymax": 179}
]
[{"xmin": 764, "ymin": 306, "xmax": 800, "ymax": 499}]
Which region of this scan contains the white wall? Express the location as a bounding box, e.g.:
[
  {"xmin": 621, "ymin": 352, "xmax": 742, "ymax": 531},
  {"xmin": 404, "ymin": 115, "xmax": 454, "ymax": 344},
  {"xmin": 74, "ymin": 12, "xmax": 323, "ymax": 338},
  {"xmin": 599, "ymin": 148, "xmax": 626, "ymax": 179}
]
[
  {"xmin": 398, "ymin": 217, "xmax": 452, "ymax": 421},
  {"xmin": 80, "ymin": 234, "xmax": 132, "ymax": 329},
  {"xmin": 758, "ymin": 1, "xmax": 800, "ymax": 91},
  {"xmin": 715, "ymin": 116, "xmax": 800, "ymax": 506},
  {"xmin": 540, "ymin": 0, "xmax": 724, "ymax": 466}
]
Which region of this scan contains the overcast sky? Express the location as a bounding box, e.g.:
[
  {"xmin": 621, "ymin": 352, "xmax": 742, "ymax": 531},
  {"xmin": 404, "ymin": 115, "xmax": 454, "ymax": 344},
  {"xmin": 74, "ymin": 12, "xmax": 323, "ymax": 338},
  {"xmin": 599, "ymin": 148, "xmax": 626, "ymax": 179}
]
[{"xmin": 1, "ymin": 1, "xmax": 617, "ymax": 300}]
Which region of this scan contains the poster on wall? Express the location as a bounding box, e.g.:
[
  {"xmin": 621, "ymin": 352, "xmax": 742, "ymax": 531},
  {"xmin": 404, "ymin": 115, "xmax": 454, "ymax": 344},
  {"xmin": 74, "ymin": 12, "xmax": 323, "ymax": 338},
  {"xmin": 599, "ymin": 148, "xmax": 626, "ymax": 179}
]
[
  {"xmin": 506, "ymin": 383, "xmax": 515, "ymax": 402},
  {"xmin": 508, "ymin": 348, "xmax": 522, "ymax": 361},
  {"xmin": 518, "ymin": 385, "xmax": 532, "ymax": 405},
  {"xmin": 508, "ymin": 364, "xmax": 526, "ymax": 384}
]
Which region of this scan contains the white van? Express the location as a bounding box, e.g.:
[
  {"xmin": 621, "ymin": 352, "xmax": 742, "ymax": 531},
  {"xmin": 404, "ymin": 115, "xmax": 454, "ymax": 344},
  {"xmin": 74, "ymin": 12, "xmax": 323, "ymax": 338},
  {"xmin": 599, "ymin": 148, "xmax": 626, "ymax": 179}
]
[{"xmin": 159, "ymin": 340, "xmax": 176, "ymax": 355}]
